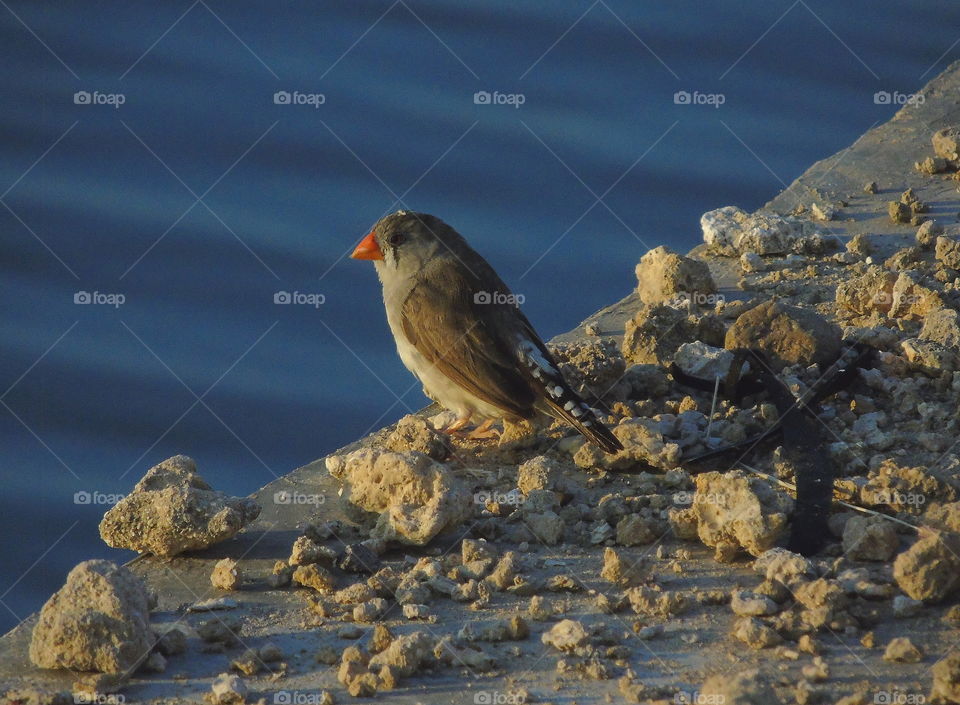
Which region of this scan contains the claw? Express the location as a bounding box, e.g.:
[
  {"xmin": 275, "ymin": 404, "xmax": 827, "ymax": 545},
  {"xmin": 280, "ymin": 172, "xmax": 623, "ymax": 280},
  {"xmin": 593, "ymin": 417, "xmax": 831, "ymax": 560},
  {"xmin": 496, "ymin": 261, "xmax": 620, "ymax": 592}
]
[
  {"xmin": 441, "ymin": 415, "xmax": 500, "ymax": 441},
  {"xmin": 465, "ymin": 418, "xmax": 501, "ymax": 440},
  {"xmin": 442, "ymin": 414, "xmax": 472, "ymax": 435}
]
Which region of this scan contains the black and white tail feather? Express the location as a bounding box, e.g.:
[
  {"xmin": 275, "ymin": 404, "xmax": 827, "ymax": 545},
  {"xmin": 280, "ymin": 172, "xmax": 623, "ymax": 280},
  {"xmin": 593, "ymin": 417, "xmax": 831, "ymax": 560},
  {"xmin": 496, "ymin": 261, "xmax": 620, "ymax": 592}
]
[{"xmin": 517, "ymin": 339, "xmax": 623, "ymax": 454}]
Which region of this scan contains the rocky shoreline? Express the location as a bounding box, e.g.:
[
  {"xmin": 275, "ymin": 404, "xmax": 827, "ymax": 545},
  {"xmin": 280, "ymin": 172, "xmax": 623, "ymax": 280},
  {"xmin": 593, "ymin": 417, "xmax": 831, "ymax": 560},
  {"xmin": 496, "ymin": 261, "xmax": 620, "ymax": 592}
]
[{"xmin": 5, "ymin": 61, "xmax": 960, "ymax": 705}]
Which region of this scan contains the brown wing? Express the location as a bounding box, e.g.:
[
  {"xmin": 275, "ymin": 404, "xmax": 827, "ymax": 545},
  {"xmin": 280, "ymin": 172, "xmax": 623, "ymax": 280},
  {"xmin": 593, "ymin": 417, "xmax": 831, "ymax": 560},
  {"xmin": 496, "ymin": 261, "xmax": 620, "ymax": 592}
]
[{"xmin": 399, "ymin": 271, "xmax": 537, "ymax": 420}]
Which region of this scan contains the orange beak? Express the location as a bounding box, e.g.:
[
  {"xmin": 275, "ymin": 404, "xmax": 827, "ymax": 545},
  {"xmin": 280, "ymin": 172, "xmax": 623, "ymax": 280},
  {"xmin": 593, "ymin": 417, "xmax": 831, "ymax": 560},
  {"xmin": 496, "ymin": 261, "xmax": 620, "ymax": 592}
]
[{"xmin": 351, "ymin": 231, "xmax": 383, "ymax": 260}]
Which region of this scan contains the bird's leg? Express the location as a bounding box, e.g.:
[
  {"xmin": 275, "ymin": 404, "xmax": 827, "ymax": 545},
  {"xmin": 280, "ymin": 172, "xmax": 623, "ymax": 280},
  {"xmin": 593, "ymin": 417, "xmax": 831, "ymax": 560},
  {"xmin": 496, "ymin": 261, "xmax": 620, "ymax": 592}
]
[
  {"xmin": 442, "ymin": 413, "xmax": 472, "ymax": 435},
  {"xmin": 466, "ymin": 418, "xmax": 501, "ymax": 440}
]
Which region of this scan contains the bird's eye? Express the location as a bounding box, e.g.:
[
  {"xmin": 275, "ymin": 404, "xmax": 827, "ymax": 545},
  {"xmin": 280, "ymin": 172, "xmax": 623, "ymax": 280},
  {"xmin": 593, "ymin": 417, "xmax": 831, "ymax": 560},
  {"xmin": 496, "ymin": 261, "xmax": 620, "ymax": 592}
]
[{"xmin": 388, "ymin": 231, "xmax": 406, "ymax": 246}]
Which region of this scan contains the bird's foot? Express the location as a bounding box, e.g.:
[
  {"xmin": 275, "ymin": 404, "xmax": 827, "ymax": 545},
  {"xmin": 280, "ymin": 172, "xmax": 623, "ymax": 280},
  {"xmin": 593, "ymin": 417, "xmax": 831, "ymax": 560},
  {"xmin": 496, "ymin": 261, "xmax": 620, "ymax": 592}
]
[
  {"xmin": 442, "ymin": 416, "xmax": 500, "ymax": 441},
  {"xmin": 465, "ymin": 418, "xmax": 501, "ymax": 440},
  {"xmin": 442, "ymin": 414, "xmax": 472, "ymax": 435}
]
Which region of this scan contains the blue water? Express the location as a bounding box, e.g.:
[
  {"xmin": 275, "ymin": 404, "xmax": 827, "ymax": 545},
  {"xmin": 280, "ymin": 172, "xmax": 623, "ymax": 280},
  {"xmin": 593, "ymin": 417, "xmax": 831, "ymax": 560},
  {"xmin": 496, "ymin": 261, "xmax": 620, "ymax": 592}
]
[{"xmin": 2, "ymin": 0, "xmax": 958, "ymax": 632}]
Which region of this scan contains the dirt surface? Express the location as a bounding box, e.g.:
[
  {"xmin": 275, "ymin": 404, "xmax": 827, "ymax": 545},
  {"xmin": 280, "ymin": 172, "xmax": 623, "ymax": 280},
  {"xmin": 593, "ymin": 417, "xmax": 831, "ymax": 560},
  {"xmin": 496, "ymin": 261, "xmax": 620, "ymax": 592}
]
[{"xmin": 4, "ymin": 61, "xmax": 960, "ymax": 705}]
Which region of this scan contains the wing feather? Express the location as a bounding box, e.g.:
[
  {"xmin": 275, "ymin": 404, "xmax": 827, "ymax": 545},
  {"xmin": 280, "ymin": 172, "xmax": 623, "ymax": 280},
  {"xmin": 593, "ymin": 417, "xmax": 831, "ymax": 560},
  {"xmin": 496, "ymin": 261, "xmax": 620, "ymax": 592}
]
[
  {"xmin": 398, "ymin": 257, "xmax": 622, "ymax": 453},
  {"xmin": 399, "ymin": 270, "xmax": 537, "ymax": 419}
]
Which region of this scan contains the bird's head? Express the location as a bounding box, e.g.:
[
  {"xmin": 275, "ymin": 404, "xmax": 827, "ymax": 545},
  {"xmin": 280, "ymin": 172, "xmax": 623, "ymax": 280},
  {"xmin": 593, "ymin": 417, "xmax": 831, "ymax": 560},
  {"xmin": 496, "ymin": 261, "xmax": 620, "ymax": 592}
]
[{"xmin": 351, "ymin": 211, "xmax": 464, "ymax": 279}]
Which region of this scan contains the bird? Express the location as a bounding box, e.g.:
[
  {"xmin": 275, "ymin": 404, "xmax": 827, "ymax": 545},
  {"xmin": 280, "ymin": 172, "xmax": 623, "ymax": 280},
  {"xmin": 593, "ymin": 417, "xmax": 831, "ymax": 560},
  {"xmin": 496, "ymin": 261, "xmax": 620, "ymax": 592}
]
[{"xmin": 350, "ymin": 210, "xmax": 623, "ymax": 454}]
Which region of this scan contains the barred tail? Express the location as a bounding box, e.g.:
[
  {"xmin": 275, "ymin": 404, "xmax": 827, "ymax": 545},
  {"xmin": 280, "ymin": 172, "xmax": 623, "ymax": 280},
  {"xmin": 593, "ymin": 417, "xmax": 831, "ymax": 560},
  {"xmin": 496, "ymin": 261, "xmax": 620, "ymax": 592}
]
[
  {"xmin": 518, "ymin": 338, "xmax": 623, "ymax": 454},
  {"xmin": 540, "ymin": 395, "xmax": 623, "ymax": 454}
]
